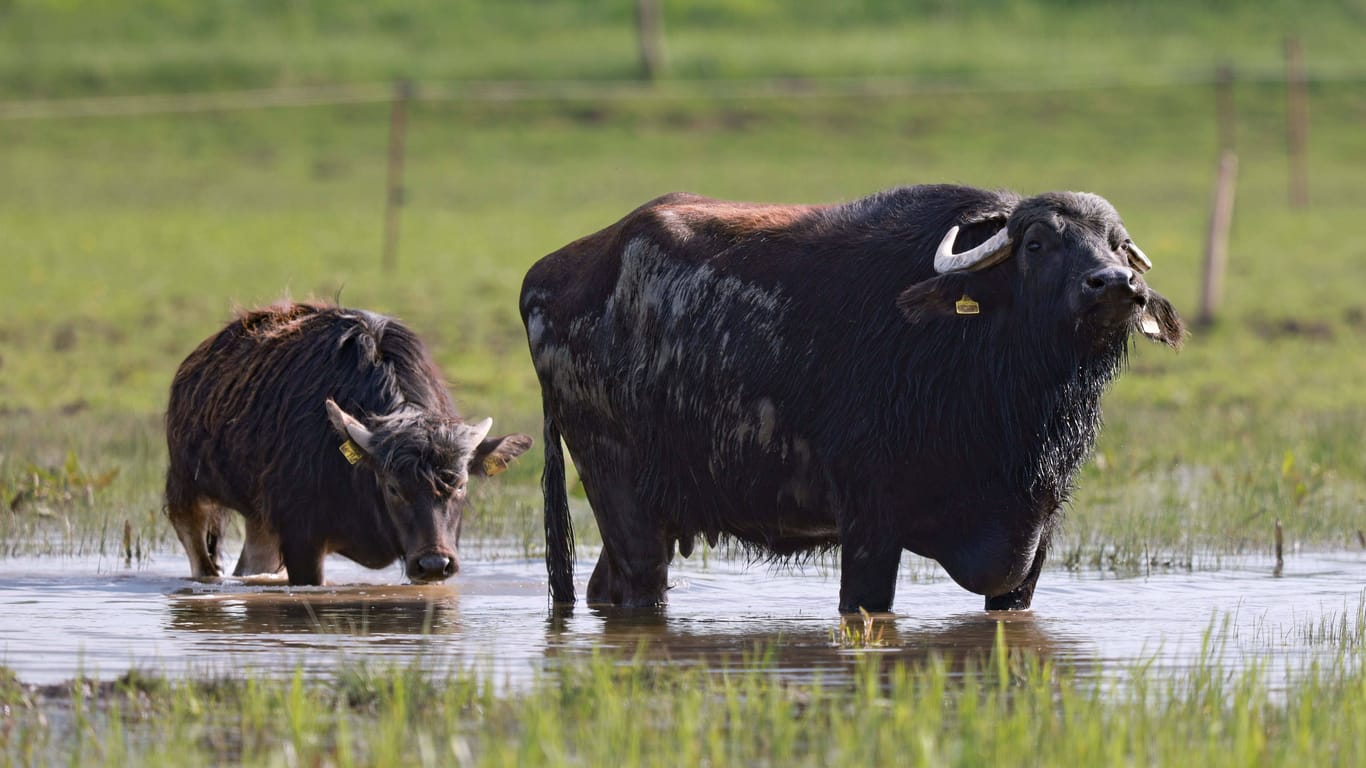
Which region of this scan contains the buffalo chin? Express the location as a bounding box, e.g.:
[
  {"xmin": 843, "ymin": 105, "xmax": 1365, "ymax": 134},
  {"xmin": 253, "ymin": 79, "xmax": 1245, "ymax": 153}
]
[{"xmin": 1077, "ymin": 302, "xmax": 1144, "ymax": 349}]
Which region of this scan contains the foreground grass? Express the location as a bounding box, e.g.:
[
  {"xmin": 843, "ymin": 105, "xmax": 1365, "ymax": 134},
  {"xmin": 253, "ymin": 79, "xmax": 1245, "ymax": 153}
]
[{"xmin": 3, "ymin": 626, "xmax": 1366, "ymax": 767}]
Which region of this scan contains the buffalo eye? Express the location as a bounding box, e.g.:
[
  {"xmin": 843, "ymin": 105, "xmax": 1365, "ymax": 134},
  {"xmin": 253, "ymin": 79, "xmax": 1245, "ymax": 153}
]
[
  {"xmin": 1025, "ymin": 240, "xmax": 1042, "ymax": 253},
  {"xmin": 437, "ymin": 469, "xmax": 466, "ymax": 496},
  {"xmin": 383, "ymin": 479, "xmax": 404, "ymax": 499}
]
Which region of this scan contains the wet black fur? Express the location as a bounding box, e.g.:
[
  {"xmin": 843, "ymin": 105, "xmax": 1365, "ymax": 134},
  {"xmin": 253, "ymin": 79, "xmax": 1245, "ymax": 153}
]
[
  {"xmin": 522, "ymin": 184, "xmax": 1184, "ymax": 612},
  {"xmin": 165, "ymin": 303, "xmax": 471, "ymax": 584}
]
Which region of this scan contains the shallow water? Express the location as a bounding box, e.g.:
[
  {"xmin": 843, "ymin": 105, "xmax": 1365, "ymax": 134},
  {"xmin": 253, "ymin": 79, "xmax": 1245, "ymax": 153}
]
[{"xmin": 1, "ymin": 548, "xmax": 1363, "ymax": 686}]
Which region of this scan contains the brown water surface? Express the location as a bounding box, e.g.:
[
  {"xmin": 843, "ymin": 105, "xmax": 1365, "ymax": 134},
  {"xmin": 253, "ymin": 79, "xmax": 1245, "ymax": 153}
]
[{"xmin": 1, "ymin": 549, "xmax": 1362, "ymax": 685}]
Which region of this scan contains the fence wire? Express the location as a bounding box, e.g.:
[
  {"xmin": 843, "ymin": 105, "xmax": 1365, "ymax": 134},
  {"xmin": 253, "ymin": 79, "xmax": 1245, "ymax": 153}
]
[{"xmin": 2, "ymin": 68, "xmax": 1362, "ymax": 122}]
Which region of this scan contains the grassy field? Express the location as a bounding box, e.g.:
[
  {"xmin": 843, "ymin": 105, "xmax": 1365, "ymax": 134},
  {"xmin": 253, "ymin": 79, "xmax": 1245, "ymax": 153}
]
[
  {"xmin": 1, "ymin": 1, "xmax": 1365, "ymax": 599},
  {"xmin": 3, "ymin": 81, "xmax": 1364, "ymax": 566},
  {"xmin": 3, "ymin": 0, "xmax": 1364, "ymax": 97}
]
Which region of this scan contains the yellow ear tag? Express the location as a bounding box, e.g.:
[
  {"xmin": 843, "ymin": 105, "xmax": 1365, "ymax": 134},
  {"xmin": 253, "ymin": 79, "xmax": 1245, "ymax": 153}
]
[
  {"xmin": 339, "ymin": 439, "xmax": 363, "ymax": 465},
  {"xmin": 482, "ymin": 454, "xmax": 508, "ymax": 476},
  {"xmin": 955, "ymin": 294, "xmax": 981, "ymax": 315}
]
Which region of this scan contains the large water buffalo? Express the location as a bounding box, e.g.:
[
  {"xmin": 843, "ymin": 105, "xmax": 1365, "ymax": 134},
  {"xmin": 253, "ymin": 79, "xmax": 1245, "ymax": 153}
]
[
  {"xmin": 165, "ymin": 302, "xmax": 532, "ymax": 585},
  {"xmin": 521, "ymin": 184, "xmax": 1184, "ymax": 612}
]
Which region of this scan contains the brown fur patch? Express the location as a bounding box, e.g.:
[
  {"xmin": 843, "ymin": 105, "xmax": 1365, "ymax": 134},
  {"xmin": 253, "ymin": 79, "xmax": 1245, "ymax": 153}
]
[
  {"xmin": 238, "ymin": 302, "xmax": 329, "ymax": 342},
  {"xmin": 660, "ymin": 202, "xmax": 825, "ymax": 240}
]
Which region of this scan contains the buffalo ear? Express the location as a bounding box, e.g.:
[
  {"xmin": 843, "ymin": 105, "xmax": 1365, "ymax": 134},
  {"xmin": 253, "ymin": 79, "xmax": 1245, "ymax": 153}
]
[
  {"xmin": 896, "ymin": 272, "xmax": 1003, "ymax": 324},
  {"xmin": 1138, "ymin": 290, "xmax": 1186, "ymax": 349},
  {"xmin": 470, "ymin": 433, "xmax": 534, "ymax": 478}
]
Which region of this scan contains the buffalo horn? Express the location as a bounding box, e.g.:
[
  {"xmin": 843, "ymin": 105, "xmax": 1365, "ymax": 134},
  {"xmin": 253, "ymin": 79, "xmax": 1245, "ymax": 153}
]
[
  {"xmin": 934, "ymin": 225, "xmax": 1013, "ymax": 273},
  {"xmin": 467, "ymin": 417, "xmax": 493, "ymax": 446},
  {"xmin": 325, "ymin": 399, "xmax": 375, "ymax": 455},
  {"xmin": 1125, "ymin": 240, "xmax": 1152, "ymax": 273}
]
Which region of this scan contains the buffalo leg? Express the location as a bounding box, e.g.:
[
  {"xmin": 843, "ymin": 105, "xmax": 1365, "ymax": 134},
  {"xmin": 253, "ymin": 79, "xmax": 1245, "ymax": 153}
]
[
  {"xmin": 233, "ymin": 515, "xmax": 284, "ymax": 577},
  {"xmin": 838, "ymin": 540, "xmax": 902, "ymax": 614},
  {"xmin": 586, "ymin": 534, "xmax": 669, "ymax": 608},
  {"xmin": 586, "ymin": 553, "xmax": 615, "ymax": 603},
  {"xmin": 578, "ymin": 456, "xmax": 669, "ymax": 607},
  {"xmin": 984, "ymin": 541, "xmax": 1048, "ymax": 611},
  {"xmin": 281, "ymin": 538, "xmax": 326, "ymax": 586},
  {"xmin": 168, "ymin": 499, "xmax": 226, "ymax": 579}
]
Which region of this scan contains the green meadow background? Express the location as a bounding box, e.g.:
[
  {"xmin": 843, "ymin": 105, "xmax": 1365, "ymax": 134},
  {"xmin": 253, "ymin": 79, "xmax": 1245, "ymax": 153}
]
[{"xmin": 1, "ymin": 0, "xmax": 1364, "ymax": 570}]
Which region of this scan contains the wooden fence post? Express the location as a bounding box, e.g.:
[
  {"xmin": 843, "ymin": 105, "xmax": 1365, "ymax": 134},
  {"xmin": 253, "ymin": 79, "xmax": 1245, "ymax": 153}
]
[
  {"xmin": 636, "ymin": 0, "xmax": 666, "ymax": 81},
  {"xmin": 1215, "ymin": 63, "xmax": 1236, "ymax": 152},
  {"xmin": 1197, "ymin": 150, "xmax": 1239, "ymax": 326},
  {"xmin": 382, "ymin": 79, "xmax": 413, "ymax": 273},
  {"xmin": 1285, "ymin": 36, "xmax": 1310, "ymax": 209}
]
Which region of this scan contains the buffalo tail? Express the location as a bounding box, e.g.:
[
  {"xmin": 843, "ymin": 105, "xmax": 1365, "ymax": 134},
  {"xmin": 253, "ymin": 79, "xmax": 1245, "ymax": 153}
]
[{"xmin": 542, "ymin": 400, "xmax": 576, "ymax": 604}]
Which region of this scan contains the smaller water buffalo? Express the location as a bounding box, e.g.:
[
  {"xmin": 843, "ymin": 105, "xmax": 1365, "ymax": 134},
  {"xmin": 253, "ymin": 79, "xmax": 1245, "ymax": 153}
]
[{"xmin": 165, "ymin": 302, "xmax": 531, "ymax": 585}]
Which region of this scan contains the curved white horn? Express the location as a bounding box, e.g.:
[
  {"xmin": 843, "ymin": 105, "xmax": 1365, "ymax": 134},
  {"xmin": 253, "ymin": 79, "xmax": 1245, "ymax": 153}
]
[
  {"xmin": 466, "ymin": 417, "xmax": 493, "ymax": 446},
  {"xmin": 1125, "ymin": 240, "xmax": 1152, "ymax": 273},
  {"xmin": 325, "ymin": 399, "xmax": 375, "ymax": 455},
  {"xmin": 934, "ymin": 225, "xmax": 1013, "ymax": 273}
]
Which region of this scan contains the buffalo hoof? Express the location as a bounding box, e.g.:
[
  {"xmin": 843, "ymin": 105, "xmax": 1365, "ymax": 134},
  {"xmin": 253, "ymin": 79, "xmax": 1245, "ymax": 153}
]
[{"xmin": 984, "ymin": 591, "xmax": 1033, "ymax": 611}]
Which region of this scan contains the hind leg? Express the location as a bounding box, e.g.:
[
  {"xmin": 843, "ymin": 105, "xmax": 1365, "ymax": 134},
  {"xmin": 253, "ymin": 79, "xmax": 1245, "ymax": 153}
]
[
  {"xmin": 168, "ymin": 499, "xmax": 227, "ymax": 579},
  {"xmin": 984, "ymin": 541, "xmax": 1048, "ymax": 611},
  {"xmin": 838, "ymin": 538, "xmax": 902, "ymax": 614},
  {"xmin": 586, "ymin": 529, "xmax": 670, "ymax": 607},
  {"xmin": 577, "ymin": 453, "xmax": 669, "ymax": 607},
  {"xmin": 233, "ymin": 515, "xmax": 284, "ymax": 577}
]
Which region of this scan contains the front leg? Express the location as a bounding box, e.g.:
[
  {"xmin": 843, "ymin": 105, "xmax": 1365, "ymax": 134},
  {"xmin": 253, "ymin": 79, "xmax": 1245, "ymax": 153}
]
[
  {"xmin": 234, "ymin": 515, "xmax": 285, "ymax": 577},
  {"xmin": 984, "ymin": 541, "xmax": 1047, "ymax": 611},
  {"xmin": 169, "ymin": 499, "xmax": 227, "ymax": 579},
  {"xmin": 838, "ymin": 538, "xmax": 902, "ymax": 614},
  {"xmin": 575, "ymin": 447, "xmax": 670, "ymax": 608},
  {"xmin": 282, "ymin": 538, "xmax": 326, "ymax": 586}
]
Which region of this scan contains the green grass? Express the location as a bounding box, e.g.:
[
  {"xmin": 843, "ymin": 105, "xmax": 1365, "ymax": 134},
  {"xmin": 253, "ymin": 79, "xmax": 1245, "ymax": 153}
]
[
  {"xmin": 4, "ymin": 80, "xmax": 1365, "ymax": 567},
  {"xmin": 2, "ymin": 0, "xmax": 1364, "ymax": 97},
  {"xmin": 2, "ymin": 3, "xmax": 1366, "ymax": 566},
  {"xmin": 4, "ymin": 621, "xmax": 1366, "ymax": 766}
]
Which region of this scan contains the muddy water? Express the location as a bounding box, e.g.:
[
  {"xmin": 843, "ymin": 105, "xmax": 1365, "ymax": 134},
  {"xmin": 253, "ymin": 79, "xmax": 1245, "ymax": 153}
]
[{"xmin": 1, "ymin": 549, "xmax": 1362, "ymax": 685}]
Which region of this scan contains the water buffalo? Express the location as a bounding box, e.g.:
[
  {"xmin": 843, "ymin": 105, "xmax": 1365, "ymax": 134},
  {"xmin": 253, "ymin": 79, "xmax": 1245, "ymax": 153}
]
[
  {"xmin": 521, "ymin": 185, "xmax": 1184, "ymax": 612},
  {"xmin": 165, "ymin": 302, "xmax": 532, "ymax": 585}
]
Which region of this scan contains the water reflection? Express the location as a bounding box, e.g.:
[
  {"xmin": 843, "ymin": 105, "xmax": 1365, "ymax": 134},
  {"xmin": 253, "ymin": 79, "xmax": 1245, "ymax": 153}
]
[
  {"xmin": 0, "ymin": 551, "xmax": 1362, "ymax": 685},
  {"xmin": 166, "ymin": 585, "xmax": 460, "ymax": 637},
  {"xmin": 541, "ymin": 602, "xmax": 1096, "ymax": 685}
]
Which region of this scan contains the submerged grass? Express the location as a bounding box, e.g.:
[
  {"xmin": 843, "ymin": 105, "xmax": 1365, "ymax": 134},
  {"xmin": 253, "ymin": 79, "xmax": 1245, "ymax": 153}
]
[{"xmin": 3, "ymin": 625, "xmax": 1366, "ymax": 766}]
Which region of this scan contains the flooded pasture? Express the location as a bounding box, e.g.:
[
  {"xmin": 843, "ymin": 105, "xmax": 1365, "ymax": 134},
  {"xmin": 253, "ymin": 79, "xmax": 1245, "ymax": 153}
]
[{"xmin": 2, "ymin": 548, "xmax": 1363, "ymax": 687}]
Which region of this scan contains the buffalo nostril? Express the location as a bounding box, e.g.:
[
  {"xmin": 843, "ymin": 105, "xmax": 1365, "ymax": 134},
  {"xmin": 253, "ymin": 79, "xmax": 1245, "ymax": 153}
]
[
  {"xmin": 417, "ymin": 554, "xmax": 452, "ymax": 577},
  {"xmin": 1083, "ymin": 266, "xmax": 1138, "ymax": 296}
]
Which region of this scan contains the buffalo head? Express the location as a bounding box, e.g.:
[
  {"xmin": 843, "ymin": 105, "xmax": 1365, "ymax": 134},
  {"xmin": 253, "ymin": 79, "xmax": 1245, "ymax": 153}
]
[
  {"xmin": 324, "ymin": 399, "xmax": 532, "ymax": 583},
  {"xmin": 899, "ymin": 191, "xmax": 1185, "ymax": 349}
]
